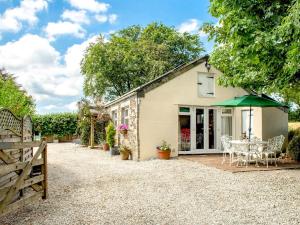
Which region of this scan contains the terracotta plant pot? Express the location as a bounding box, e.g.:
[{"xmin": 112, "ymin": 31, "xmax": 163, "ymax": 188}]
[
  {"xmin": 120, "ymin": 151, "xmax": 130, "ymax": 160},
  {"xmin": 102, "ymin": 143, "xmax": 109, "ymax": 151},
  {"xmin": 120, "ymin": 130, "xmax": 128, "ymax": 135},
  {"xmin": 157, "ymin": 149, "xmax": 171, "ymax": 160}
]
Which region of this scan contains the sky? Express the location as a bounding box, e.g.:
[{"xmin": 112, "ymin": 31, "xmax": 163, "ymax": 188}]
[{"xmin": 0, "ymin": 0, "xmax": 217, "ymax": 114}]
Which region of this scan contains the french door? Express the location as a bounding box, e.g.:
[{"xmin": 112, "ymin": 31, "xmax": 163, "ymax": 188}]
[{"xmin": 179, "ymin": 106, "xmax": 221, "ymax": 154}]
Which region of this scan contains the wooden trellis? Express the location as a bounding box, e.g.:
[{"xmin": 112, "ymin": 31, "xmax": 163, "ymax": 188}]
[{"xmin": 0, "ymin": 108, "xmax": 47, "ymax": 216}]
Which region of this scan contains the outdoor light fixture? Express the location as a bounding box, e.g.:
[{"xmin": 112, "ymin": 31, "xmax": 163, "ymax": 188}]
[{"xmin": 205, "ymin": 60, "xmax": 211, "ymax": 72}]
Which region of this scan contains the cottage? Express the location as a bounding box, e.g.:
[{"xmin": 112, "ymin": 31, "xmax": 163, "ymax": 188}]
[{"xmin": 105, "ymin": 56, "xmax": 288, "ymax": 160}]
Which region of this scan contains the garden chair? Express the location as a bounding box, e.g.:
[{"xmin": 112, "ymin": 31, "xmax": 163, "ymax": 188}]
[
  {"xmin": 249, "ymin": 136, "xmax": 261, "ymax": 167},
  {"xmin": 221, "ymin": 135, "xmax": 234, "ymax": 165},
  {"xmin": 261, "ymin": 135, "xmax": 285, "ymax": 168}
]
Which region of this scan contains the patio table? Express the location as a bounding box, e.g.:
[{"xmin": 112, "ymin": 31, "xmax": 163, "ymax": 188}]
[{"xmin": 229, "ymin": 140, "xmax": 268, "ymax": 166}]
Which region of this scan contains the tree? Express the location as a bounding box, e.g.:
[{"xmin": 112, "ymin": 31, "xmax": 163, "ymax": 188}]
[
  {"xmin": 81, "ymin": 22, "xmax": 204, "ymax": 100},
  {"xmin": 203, "ymin": 0, "xmax": 300, "ymax": 105},
  {"xmin": 0, "ymin": 69, "xmax": 35, "ymax": 117}
]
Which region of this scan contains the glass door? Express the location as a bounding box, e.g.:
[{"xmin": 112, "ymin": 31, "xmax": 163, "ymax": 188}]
[
  {"xmin": 196, "ymin": 108, "xmax": 205, "ymax": 150},
  {"xmin": 208, "ymin": 108, "xmax": 217, "ymax": 150},
  {"xmin": 179, "ymin": 107, "xmax": 191, "ymax": 152}
]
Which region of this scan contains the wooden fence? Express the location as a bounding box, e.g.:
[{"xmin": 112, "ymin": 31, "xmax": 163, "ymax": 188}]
[{"xmin": 0, "ymin": 108, "xmax": 47, "ymax": 216}]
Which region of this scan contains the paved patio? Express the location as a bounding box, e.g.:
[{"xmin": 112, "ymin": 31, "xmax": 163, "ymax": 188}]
[{"xmin": 180, "ymin": 154, "xmax": 300, "ymax": 172}]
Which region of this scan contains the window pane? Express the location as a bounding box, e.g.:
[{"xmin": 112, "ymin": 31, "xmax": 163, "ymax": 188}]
[
  {"xmin": 179, "ymin": 107, "xmax": 190, "ymax": 113},
  {"xmin": 242, "ymin": 110, "xmax": 254, "ymax": 138},
  {"xmin": 221, "ymin": 109, "xmax": 232, "ymax": 114},
  {"xmin": 179, "ymin": 115, "xmax": 191, "ymax": 151},
  {"xmin": 196, "ymin": 109, "xmax": 204, "ymax": 149}
]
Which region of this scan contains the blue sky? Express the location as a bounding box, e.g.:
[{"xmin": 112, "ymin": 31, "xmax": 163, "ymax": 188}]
[{"xmin": 0, "ymin": 0, "xmax": 217, "ymax": 114}]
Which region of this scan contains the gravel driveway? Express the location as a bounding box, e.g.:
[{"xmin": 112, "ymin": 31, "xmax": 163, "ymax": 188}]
[{"xmin": 1, "ymin": 143, "xmax": 300, "ymax": 225}]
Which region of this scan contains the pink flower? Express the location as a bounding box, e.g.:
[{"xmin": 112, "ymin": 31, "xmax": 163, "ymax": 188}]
[{"xmin": 117, "ymin": 124, "xmax": 128, "ymax": 131}]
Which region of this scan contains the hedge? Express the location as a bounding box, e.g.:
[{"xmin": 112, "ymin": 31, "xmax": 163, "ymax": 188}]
[{"xmin": 32, "ymin": 113, "xmax": 77, "ymax": 137}]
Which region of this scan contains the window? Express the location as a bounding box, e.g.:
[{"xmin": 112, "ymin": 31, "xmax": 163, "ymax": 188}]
[
  {"xmin": 179, "ymin": 107, "xmax": 190, "ymax": 113},
  {"xmin": 242, "ymin": 110, "xmax": 254, "ymax": 139},
  {"xmin": 121, "ymin": 107, "xmax": 129, "ymax": 125},
  {"xmin": 198, "ymin": 73, "xmax": 215, "ymax": 97},
  {"xmin": 111, "ymin": 110, "xmax": 118, "ymax": 126},
  {"xmin": 221, "ymin": 109, "xmax": 233, "ymax": 137}
]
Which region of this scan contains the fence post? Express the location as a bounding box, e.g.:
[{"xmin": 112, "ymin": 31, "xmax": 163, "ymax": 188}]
[{"xmin": 42, "ymin": 143, "xmax": 48, "ymax": 199}]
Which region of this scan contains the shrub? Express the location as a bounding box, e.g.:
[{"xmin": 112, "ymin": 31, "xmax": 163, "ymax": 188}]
[
  {"xmin": 287, "ymin": 136, "xmax": 300, "ymax": 161},
  {"xmin": 33, "ymin": 113, "xmax": 77, "ymax": 137},
  {"xmin": 106, "ymin": 121, "xmax": 116, "ymax": 148}
]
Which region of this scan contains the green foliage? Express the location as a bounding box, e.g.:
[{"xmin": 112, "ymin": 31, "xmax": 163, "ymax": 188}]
[
  {"xmin": 32, "ymin": 113, "xmax": 77, "ymax": 137},
  {"xmin": 157, "ymin": 140, "xmax": 171, "ymax": 151},
  {"xmin": 81, "ymin": 22, "xmax": 204, "ymax": 100},
  {"xmin": 106, "ymin": 121, "xmax": 116, "ymax": 148},
  {"xmin": 287, "ymin": 135, "xmax": 300, "ymax": 161},
  {"xmin": 203, "ymin": 0, "xmax": 300, "ymax": 105},
  {"xmin": 0, "ymin": 69, "xmax": 35, "ymax": 117},
  {"xmin": 289, "ymin": 109, "xmax": 300, "ymax": 122},
  {"xmin": 77, "ymin": 98, "xmax": 107, "ymax": 146},
  {"xmin": 77, "ymin": 99, "xmax": 91, "ymax": 145}
]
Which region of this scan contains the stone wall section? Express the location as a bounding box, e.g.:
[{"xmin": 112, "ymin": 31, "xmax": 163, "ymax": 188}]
[{"xmin": 106, "ymin": 94, "xmax": 139, "ymax": 160}]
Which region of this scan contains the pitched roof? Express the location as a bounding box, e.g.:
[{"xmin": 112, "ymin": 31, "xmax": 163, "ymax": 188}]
[{"xmin": 105, "ymin": 55, "xmax": 209, "ymax": 107}]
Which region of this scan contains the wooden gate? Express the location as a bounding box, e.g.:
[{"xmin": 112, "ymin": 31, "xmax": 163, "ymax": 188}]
[{"xmin": 0, "ymin": 108, "xmax": 47, "ymax": 215}]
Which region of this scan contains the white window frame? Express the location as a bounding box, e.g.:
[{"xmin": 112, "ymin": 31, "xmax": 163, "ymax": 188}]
[
  {"xmin": 121, "ymin": 106, "xmax": 129, "ymax": 126},
  {"xmin": 111, "ymin": 109, "xmax": 118, "ymax": 127},
  {"xmin": 241, "ymin": 110, "xmax": 254, "ymax": 139}
]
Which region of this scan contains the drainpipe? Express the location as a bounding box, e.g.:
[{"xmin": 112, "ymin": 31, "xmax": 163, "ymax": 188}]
[{"xmin": 136, "ymin": 94, "xmax": 141, "ymax": 161}]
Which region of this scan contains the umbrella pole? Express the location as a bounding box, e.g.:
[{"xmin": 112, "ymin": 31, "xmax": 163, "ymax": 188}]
[{"xmin": 249, "ymin": 105, "xmax": 252, "ymax": 141}]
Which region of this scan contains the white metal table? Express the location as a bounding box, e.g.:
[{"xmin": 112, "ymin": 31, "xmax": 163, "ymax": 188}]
[{"xmin": 229, "ymin": 140, "xmax": 268, "ymax": 167}]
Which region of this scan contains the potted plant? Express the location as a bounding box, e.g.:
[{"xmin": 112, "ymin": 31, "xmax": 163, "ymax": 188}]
[
  {"xmin": 53, "ymin": 134, "xmax": 59, "ymax": 143},
  {"xmin": 99, "ymin": 132, "xmax": 109, "ymax": 151},
  {"xmin": 106, "ymin": 121, "xmax": 118, "ymax": 155},
  {"xmin": 157, "ymin": 140, "xmax": 171, "ymax": 160},
  {"xmin": 119, "ymin": 145, "xmax": 131, "ymax": 160},
  {"xmin": 117, "ymin": 124, "xmax": 128, "ymax": 135}
]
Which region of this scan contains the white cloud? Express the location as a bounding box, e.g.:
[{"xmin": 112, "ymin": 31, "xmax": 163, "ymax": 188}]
[
  {"xmin": 108, "ymin": 14, "xmax": 117, "ymax": 24},
  {"xmin": 95, "ymin": 14, "xmax": 107, "ymax": 23},
  {"xmin": 67, "ymin": 0, "xmax": 109, "ymax": 13},
  {"xmin": 44, "ymin": 21, "xmax": 86, "ymax": 40},
  {"xmin": 178, "ymin": 19, "xmax": 200, "ymax": 33},
  {"xmin": 95, "ymin": 14, "xmax": 118, "ymax": 24},
  {"xmin": 44, "ymin": 104, "xmax": 58, "ymax": 110},
  {"xmin": 0, "ymin": 33, "xmax": 98, "ymax": 112},
  {"xmin": 64, "ymin": 35, "xmax": 98, "ymax": 77},
  {"xmin": 65, "ymin": 101, "xmax": 78, "ymax": 111},
  {"xmin": 61, "ymin": 9, "xmax": 90, "ymax": 25},
  {"xmin": 0, "ymin": 0, "xmax": 48, "ymax": 33},
  {"xmin": 0, "ymin": 34, "xmax": 60, "ymax": 70},
  {"xmin": 178, "ymin": 19, "xmax": 208, "ymax": 38}
]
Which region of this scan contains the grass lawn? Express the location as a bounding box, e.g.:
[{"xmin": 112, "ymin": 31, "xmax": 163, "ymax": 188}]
[{"xmin": 289, "ymin": 122, "xmax": 300, "ymax": 130}]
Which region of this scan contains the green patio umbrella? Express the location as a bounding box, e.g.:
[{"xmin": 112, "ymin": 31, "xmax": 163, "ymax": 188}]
[{"xmin": 212, "ymin": 94, "xmax": 287, "ymax": 140}]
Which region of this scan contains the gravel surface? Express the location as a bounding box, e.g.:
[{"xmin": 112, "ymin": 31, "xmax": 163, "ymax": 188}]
[{"xmin": 1, "ymin": 143, "xmax": 300, "ymax": 225}]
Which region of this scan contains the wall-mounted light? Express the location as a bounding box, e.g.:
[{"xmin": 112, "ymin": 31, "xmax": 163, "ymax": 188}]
[{"xmin": 205, "ymin": 60, "xmax": 211, "ymax": 72}]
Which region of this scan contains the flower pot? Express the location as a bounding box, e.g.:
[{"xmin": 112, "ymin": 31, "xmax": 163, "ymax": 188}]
[
  {"xmin": 157, "ymin": 149, "xmax": 171, "ymax": 160},
  {"xmin": 110, "ymin": 147, "xmax": 120, "ymax": 156},
  {"xmin": 53, "ymin": 139, "xmax": 59, "ymax": 143},
  {"xmin": 120, "ymin": 130, "xmax": 128, "ymax": 135},
  {"xmin": 120, "ymin": 151, "xmax": 130, "ymax": 160},
  {"xmin": 102, "ymin": 143, "xmax": 109, "ymax": 151}
]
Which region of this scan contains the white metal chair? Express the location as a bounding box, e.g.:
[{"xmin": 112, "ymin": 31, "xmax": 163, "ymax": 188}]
[
  {"xmin": 262, "ymin": 135, "xmax": 285, "ymax": 167},
  {"xmin": 249, "ymin": 136, "xmax": 261, "ymax": 167},
  {"xmin": 221, "ymin": 135, "xmax": 234, "ymax": 165}
]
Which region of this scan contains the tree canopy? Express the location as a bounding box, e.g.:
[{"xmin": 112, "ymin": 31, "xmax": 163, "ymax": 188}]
[
  {"xmin": 203, "ymin": 0, "xmax": 300, "ymax": 105},
  {"xmin": 0, "ymin": 69, "xmax": 35, "ymax": 117},
  {"xmin": 81, "ymin": 22, "xmax": 204, "ymax": 100}
]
